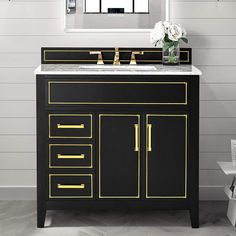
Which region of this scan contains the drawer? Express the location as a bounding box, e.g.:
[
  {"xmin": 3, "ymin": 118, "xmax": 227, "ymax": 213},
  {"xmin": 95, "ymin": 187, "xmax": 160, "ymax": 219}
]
[
  {"xmin": 49, "ymin": 144, "xmax": 92, "ymax": 168},
  {"xmin": 49, "ymin": 174, "xmax": 93, "ymax": 198},
  {"xmin": 49, "ymin": 114, "xmax": 92, "ymax": 138},
  {"xmin": 48, "ymin": 81, "xmax": 188, "ymax": 105}
]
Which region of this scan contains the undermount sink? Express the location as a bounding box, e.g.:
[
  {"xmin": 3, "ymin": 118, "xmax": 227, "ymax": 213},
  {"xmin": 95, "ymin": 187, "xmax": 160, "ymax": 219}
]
[{"xmin": 78, "ymin": 65, "xmax": 157, "ymax": 71}]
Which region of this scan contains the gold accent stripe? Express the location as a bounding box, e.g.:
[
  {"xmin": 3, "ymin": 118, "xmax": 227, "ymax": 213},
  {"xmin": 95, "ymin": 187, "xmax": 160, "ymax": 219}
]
[
  {"xmin": 181, "ymin": 50, "xmax": 190, "ymax": 63},
  {"xmin": 49, "ymin": 81, "xmax": 186, "ymax": 84},
  {"xmin": 48, "ymin": 114, "xmax": 93, "ymax": 139},
  {"xmin": 43, "ymin": 49, "xmax": 190, "ymax": 63},
  {"xmin": 99, "ymin": 114, "xmax": 140, "ymax": 198},
  {"xmin": 49, "ymin": 144, "xmax": 93, "ymax": 169},
  {"xmin": 49, "ymin": 174, "xmax": 93, "ymax": 198},
  {"xmin": 57, "ymin": 154, "xmax": 85, "ymax": 159},
  {"xmin": 48, "ymin": 81, "xmax": 188, "ymax": 105},
  {"xmin": 145, "ymin": 114, "xmax": 188, "ymax": 199}
]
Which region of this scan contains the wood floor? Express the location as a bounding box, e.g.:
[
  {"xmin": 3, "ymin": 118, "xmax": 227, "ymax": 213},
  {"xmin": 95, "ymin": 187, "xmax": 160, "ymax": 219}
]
[{"xmin": 0, "ymin": 201, "xmax": 235, "ymax": 236}]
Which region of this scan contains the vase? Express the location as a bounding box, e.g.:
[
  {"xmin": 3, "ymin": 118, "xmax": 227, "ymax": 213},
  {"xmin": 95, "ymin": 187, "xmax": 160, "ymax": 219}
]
[{"xmin": 162, "ymin": 41, "xmax": 180, "ymax": 65}]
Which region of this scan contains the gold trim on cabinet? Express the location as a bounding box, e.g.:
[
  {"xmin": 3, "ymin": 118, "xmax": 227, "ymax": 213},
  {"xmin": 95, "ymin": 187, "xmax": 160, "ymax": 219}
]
[
  {"xmin": 180, "ymin": 50, "xmax": 190, "ymax": 63},
  {"xmin": 48, "ymin": 81, "xmax": 188, "ymax": 105},
  {"xmin": 49, "ymin": 174, "xmax": 93, "ymax": 199},
  {"xmin": 49, "ymin": 144, "xmax": 93, "ymax": 169},
  {"xmin": 43, "ymin": 49, "xmax": 190, "ymax": 63},
  {"xmin": 43, "ymin": 49, "xmax": 114, "ymax": 62},
  {"xmin": 98, "ymin": 114, "xmax": 140, "ymax": 199},
  {"xmin": 48, "ymin": 114, "xmax": 93, "ymax": 139},
  {"xmin": 145, "ymin": 114, "xmax": 188, "ymax": 199},
  {"xmin": 57, "ymin": 184, "xmax": 85, "ymax": 189}
]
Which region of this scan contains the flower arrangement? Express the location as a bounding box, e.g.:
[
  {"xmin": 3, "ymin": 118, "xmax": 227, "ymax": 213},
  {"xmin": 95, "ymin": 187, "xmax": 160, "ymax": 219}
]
[{"xmin": 150, "ymin": 21, "xmax": 188, "ymax": 65}]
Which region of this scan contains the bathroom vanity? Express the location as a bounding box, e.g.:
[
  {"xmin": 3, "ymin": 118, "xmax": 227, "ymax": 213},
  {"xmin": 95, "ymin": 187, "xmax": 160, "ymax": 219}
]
[{"xmin": 35, "ymin": 47, "xmax": 201, "ymax": 228}]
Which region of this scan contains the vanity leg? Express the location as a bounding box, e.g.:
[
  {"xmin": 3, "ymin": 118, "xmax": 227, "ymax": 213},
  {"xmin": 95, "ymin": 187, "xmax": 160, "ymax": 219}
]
[
  {"xmin": 190, "ymin": 206, "xmax": 199, "ymax": 228},
  {"xmin": 37, "ymin": 206, "xmax": 46, "ymax": 228}
]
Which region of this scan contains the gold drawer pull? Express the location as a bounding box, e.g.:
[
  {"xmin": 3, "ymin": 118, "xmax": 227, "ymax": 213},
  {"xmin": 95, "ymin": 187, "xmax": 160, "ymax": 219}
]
[
  {"xmin": 57, "ymin": 184, "xmax": 85, "ymax": 189},
  {"xmin": 57, "ymin": 154, "xmax": 85, "ymax": 159},
  {"xmin": 57, "ymin": 124, "xmax": 85, "ymax": 129},
  {"xmin": 147, "ymin": 124, "xmax": 152, "ymax": 152},
  {"xmin": 134, "ymin": 124, "xmax": 140, "ymax": 152}
]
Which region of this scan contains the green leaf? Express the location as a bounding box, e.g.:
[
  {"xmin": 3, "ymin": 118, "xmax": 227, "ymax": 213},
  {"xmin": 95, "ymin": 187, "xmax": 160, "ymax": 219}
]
[
  {"xmin": 181, "ymin": 38, "xmax": 188, "ymax": 44},
  {"xmin": 164, "ymin": 35, "xmax": 172, "ymax": 43}
]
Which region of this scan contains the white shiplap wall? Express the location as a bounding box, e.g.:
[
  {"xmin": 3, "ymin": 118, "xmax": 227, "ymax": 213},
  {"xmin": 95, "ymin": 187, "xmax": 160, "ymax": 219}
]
[{"xmin": 0, "ymin": 0, "xmax": 234, "ymax": 200}]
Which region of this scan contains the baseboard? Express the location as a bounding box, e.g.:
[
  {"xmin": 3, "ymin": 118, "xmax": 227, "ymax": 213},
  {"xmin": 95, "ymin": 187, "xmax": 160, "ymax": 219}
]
[
  {"xmin": 0, "ymin": 186, "xmax": 36, "ymax": 200},
  {"xmin": 0, "ymin": 186, "xmax": 227, "ymax": 200},
  {"xmin": 199, "ymin": 186, "xmax": 227, "ymax": 200}
]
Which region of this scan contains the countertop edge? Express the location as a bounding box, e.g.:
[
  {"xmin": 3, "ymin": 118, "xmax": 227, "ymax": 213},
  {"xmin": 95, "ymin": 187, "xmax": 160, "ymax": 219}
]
[{"xmin": 34, "ymin": 65, "xmax": 202, "ymax": 76}]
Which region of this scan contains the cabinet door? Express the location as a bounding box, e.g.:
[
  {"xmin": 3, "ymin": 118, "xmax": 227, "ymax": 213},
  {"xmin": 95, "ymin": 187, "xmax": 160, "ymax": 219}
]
[
  {"xmin": 99, "ymin": 114, "xmax": 140, "ymax": 198},
  {"xmin": 146, "ymin": 114, "xmax": 187, "ymax": 198}
]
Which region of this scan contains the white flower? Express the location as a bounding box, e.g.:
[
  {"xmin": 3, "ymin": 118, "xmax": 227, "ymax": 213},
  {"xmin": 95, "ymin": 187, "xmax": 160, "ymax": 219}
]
[
  {"xmin": 163, "ymin": 21, "xmax": 171, "ymax": 30},
  {"xmin": 150, "ymin": 21, "xmax": 188, "ymax": 46},
  {"xmin": 182, "ymin": 27, "xmax": 187, "ymax": 37},
  {"xmin": 168, "ymin": 23, "xmax": 183, "ymax": 42},
  {"xmin": 150, "ymin": 21, "xmax": 165, "ymax": 45}
]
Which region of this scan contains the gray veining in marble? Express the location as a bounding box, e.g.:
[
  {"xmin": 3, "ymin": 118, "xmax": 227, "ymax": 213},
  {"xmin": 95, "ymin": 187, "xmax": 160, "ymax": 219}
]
[
  {"xmin": 0, "ymin": 201, "xmax": 235, "ymax": 236},
  {"xmin": 34, "ymin": 64, "xmax": 202, "ymax": 76}
]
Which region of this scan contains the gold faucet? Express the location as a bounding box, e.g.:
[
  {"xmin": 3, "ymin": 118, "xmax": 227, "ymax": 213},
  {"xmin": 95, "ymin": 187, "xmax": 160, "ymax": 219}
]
[
  {"xmin": 130, "ymin": 51, "xmax": 144, "ymax": 65},
  {"xmin": 113, "ymin": 48, "xmax": 120, "ymax": 65},
  {"xmin": 89, "ymin": 51, "xmax": 104, "ymax": 65}
]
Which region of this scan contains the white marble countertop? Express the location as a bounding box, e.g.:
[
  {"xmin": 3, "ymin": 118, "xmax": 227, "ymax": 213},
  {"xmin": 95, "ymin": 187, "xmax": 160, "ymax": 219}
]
[{"xmin": 34, "ymin": 64, "xmax": 202, "ymax": 76}]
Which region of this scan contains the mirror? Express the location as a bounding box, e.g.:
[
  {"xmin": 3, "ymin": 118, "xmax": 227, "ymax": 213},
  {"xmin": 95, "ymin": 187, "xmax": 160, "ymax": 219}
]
[
  {"xmin": 65, "ymin": 0, "xmax": 168, "ymax": 31},
  {"xmin": 84, "ymin": 0, "xmax": 149, "ymax": 14}
]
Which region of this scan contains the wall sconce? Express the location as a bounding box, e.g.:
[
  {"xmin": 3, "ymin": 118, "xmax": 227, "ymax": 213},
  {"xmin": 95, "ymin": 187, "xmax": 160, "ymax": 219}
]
[{"xmin": 66, "ymin": 0, "xmax": 76, "ymax": 14}]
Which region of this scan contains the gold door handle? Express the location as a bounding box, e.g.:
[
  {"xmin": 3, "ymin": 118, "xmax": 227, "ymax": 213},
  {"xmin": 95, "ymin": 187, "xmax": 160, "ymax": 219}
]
[
  {"xmin": 147, "ymin": 124, "xmax": 152, "ymax": 152},
  {"xmin": 57, "ymin": 154, "xmax": 85, "ymax": 159},
  {"xmin": 57, "ymin": 184, "xmax": 85, "ymax": 189},
  {"xmin": 57, "ymin": 124, "xmax": 85, "ymax": 129},
  {"xmin": 134, "ymin": 124, "xmax": 140, "ymax": 152}
]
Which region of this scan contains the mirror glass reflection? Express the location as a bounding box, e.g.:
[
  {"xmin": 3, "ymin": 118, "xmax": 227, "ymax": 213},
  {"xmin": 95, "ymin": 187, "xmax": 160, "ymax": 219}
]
[
  {"xmin": 84, "ymin": 0, "xmax": 149, "ymax": 14},
  {"xmin": 66, "ymin": 0, "xmax": 166, "ymax": 30}
]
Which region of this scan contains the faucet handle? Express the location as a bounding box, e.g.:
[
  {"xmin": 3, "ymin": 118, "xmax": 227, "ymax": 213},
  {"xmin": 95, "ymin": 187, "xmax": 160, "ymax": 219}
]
[
  {"xmin": 130, "ymin": 51, "xmax": 144, "ymax": 65},
  {"xmin": 89, "ymin": 51, "xmax": 104, "ymax": 65},
  {"xmin": 113, "ymin": 47, "xmax": 120, "ymax": 65}
]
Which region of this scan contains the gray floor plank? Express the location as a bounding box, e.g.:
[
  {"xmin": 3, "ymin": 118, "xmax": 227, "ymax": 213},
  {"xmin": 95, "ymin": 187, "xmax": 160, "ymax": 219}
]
[{"xmin": 0, "ymin": 201, "xmax": 235, "ymax": 236}]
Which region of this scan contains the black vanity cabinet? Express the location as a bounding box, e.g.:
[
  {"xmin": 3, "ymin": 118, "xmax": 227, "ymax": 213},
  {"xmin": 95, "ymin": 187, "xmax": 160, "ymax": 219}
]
[
  {"xmin": 36, "ymin": 74, "xmax": 199, "ymax": 228},
  {"xmin": 146, "ymin": 114, "xmax": 187, "ymax": 198},
  {"xmin": 99, "ymin": 114, "xmax": 140, "ymax": 198}
]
